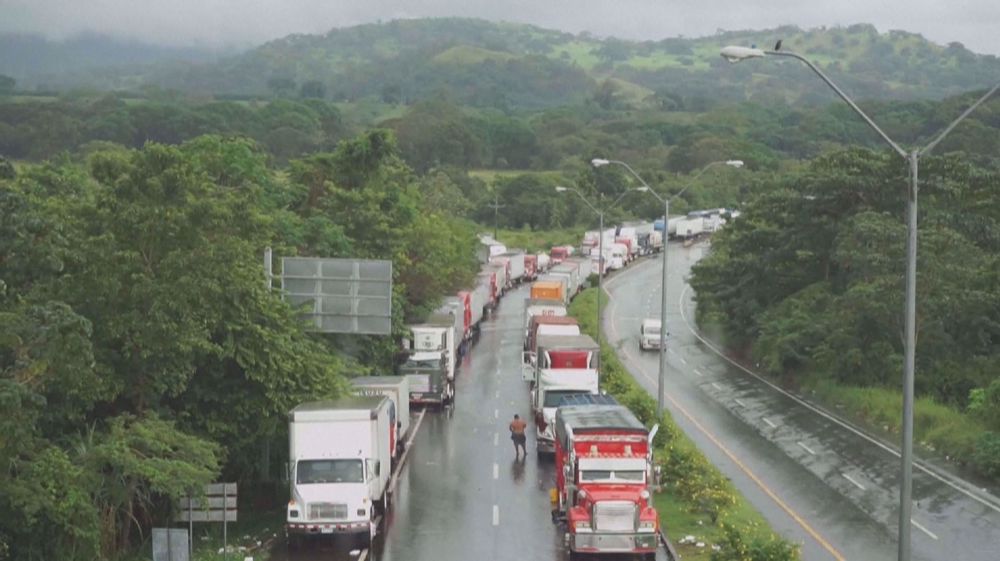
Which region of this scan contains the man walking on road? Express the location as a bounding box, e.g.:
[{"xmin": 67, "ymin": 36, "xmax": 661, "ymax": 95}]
[{"xmin": 509, "ymin": 414, "xmax": 527, "ymax": 459}]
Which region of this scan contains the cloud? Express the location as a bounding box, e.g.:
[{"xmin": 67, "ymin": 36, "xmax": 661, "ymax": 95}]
[{"xmin": 1, "ymin": 0, "xmax": 999, "ymax": 55}]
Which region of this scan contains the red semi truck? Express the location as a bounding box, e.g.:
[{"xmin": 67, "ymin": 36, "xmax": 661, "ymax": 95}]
[{"xmin": 553, "ymin": 400, "xmax": 661, "ymax": 557}]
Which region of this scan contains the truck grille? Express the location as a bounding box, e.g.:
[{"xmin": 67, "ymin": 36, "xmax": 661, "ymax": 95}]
[
  {"xmin": 308, "ymin": 502, "xmax": 347, "ymax": 520},
  {"xmin": 594, "ymin": 501, "xmax": 636, "ymax": 532}
]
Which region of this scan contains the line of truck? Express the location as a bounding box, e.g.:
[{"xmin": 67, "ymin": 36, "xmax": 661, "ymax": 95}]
[
  {"xmin": 281, "ymin": 217, "xmax": 687, "ymax": 554},
  {"xmin": 515, "ymin": 223, "xmax": 667, "ymax": 557}
]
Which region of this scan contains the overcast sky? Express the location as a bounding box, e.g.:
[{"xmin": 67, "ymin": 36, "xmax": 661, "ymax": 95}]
[{"xmin": 3, "ymin": 0, "xmax": 1000, "ymax": 55}]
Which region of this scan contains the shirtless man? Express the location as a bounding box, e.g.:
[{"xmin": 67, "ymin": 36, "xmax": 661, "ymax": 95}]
[{"xmin": 509, "ymin": 414, "xmax": 528, "ymax": 459}]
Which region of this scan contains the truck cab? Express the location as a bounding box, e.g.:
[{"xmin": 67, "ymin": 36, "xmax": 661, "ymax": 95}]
[
  {"xmin": 554, "ymin": 402, "xmax": 660, "ymax": 556},
  {"xmin": 401, "ymin": 316, "xmax": 457, "ymax": 405},
  {"xmin": 638, "ymin": 319, "xmax": 667, "ymax": 351},
  {"xmin": 528, "ymin": 334, "xmax": 600, "ymax": 452},
  {"xmin": 286, "ymin": 397, "xmax": 392, "ymax": 549}
]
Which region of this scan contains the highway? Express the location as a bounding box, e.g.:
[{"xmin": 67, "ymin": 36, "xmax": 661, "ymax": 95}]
[
  {"xmin": 273, "ymin": 284, "xmax": 672, "ymax": 561},
  {"xmin": 603, "ymin": 241, "xmax": 1000, "ymax": 561}
]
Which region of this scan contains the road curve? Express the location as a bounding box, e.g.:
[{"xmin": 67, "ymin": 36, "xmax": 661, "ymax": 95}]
[{"xmin": 603, "ymin": 241, "xmax": 1000, "ymax": 561}]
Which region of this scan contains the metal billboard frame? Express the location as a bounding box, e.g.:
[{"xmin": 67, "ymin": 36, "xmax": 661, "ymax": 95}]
[{"xmin": 280, "ymin": 257, "xmax": 393, "ymax": 335}]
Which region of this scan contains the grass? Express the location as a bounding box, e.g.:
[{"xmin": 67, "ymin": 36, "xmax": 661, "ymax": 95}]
[
  {"xmin": 494, "ymin": 228, "xmax": 582, "ymax": 253},
  {"xmin": 189, "ymin": 508, "xmax": 283, "ymax": 561},
  {"xmin": 431, "ymin": 45, "xmax": 516, "ymax": 65},
  {"xmin": 801, "ymin": 376, "xmax": 985, "ymax": 463}
]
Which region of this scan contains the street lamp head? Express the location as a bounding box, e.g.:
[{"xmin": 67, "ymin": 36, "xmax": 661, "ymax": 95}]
[
  {"xmin": 555, "ymin": 186, "xmax": 569, "ymax": 192},
  {"xmin": 726, "ymin": 160, "xmax": 745, "ymax": 168},
  {"xmin": 591, "ymin": 158, "xmax": 611, "ymax": 168},
  {"xmin": 720, "ymin": 46, "xmax": 766, "ymax": 63}
]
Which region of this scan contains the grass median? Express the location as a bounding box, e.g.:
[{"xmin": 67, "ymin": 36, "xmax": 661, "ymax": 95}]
[{"xmin": 569, "ymin": 287, "xmax": 799, "ymax": 561}]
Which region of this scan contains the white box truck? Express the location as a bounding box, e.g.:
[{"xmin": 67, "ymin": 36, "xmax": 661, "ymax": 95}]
[
  {"xmin": 351, "ymin": 376, "xmax": 411, "ymax": 459},
  {"xmin": 286, "ymin": 397, "xmax": 392, "ymax": 548}
]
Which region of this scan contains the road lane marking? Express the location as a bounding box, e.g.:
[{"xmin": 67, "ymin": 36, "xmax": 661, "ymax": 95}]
[
  {"xmin": 762, "ymin": 417, "xmax": 777, "ymax": 429},
  {"xmin": 797, "ymin": 441, "xmax": 817, "ymax": 455},
  {"xmin": 843, "ymin": 474, "xmax": 866, "ymax": 491},
  {"xmin": 357, "ymin": 548, "xmax": 368, "ymax": 561},
  {"xmin": 493, "ymin": 463, "xmax": 499, "ymax": 479},
  {"xmin": 494, "ymin": 409, "xmax": 499, "ymax": 419},
  {"xmin": 679, "ymin": 357, "xmax": 688, "ymax": 365},
  {"xmin": 601, "ymin": 284, "xmax": 847, "ymax": 561},
  {"xmin": 389, "ymin": 409, "xmax": 427, "ymax": 493},
  {"xmin": 734, "ymin": 398, "xmax": 747, "ymax": 408},
  {"xmin": 668, "ymin": 348, "xmax": 676, "ymax": 355},
  {"xmin": 693, "ymin": 369, "xmax": 704, "ymax": 377},
  {"xmin": 910, "ymin": 519, "xmax": 938, "ymax": 540},
  {"xmin": 676, "ymin": 284, "xmax": 1000, "ymax": 514},
  {"xmin": 493, "ymin": 505, "xmax": 500, "ymax": 526},
  {"xmin": 711, "ymin": 382, "xmax": 722, "ymax": 391},
  {"xmin": 495, "ymin": 390, "xmax": 499, "ymax": 398},
  {"xmin": 494, "ymin": 432, "xmax": 498, "ymax": 446}
]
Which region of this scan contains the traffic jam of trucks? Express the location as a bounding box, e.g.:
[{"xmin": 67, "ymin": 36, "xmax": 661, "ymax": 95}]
[{"xmin": 283, "ymin": 215, "xmax": 734, "ymax": 554}]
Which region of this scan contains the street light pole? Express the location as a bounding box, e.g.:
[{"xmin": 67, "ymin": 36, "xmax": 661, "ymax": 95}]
[
  {"xmin": 556, "ymin": 186, "xmax": 639, "ymax": 375},
  {"xmin": 721, "ymin": 45, "xmax": 999, "ymax": 561},
  {"xmin": 593, "ymin": 159, "xmax": 743, "ymax": 416}
]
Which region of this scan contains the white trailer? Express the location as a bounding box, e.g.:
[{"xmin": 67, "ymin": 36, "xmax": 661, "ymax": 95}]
[
  {"xmin": 470, "ymin": 280, "xmax": 489, "ymax": 329},
  {"xmin": 549, "ymin": 262, "xmax": 581, "ymax": 297},
  {"xmin": 350, "ymin": 376, "xmax": 411, "ymax": 458},
  {"xmin": 532, "ymin": 368, "xmax": 600, "ymax": 453},
  {"xmin": 286, "ymin": 397, "xmax": 393, "ymax": 547},
  {"xmin": 535, "ymin": 252, "xmax": 551, "ymax": 273},
  {"xmin": 501, "ymin": 251, "xmax": 526, "ymax": 284},
  {"xmin": 674, "ymin": 217, "xmax": 704, "ymax": 239}
]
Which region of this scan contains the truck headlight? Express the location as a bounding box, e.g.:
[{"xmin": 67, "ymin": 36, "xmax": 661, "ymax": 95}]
[
  {"xmin": 639, "ymin": 520, "xmax": 656, "ymax": 531},
  {"xmin": 574, "ymin": 521, "xmax": 591, "ymax": 530}
]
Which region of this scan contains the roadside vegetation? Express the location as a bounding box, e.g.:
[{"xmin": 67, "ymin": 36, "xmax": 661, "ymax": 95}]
[
  {"xmin": 570, "ymin": 289, "xmax": 799, "ymax": 561},
  {"xmin": 690, "ymin": 149, "xmax": 1000, "ymax": 479}
]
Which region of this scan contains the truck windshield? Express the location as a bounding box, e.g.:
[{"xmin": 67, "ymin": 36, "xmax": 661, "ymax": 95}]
[
  {"xmin": 403, "ymin": 358, "xmax": 440, "ymax": 369},
  {"xmin": 643, "ymin": 325, "xmax": 659, "ymax": 336},
  {"xmin": 296, "ymin": 459, "xmax": 364, "ymax": 484},
  {"xmin": 543, "ymin": 390, "xmax": 588, "ymax": 408},
  {"xmin": 580, "ymin": 470, "xmax": 645, "ymax": 483}
]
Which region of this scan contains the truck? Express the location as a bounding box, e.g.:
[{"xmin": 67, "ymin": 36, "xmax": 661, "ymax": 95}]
[
  {"xmin": 469, "ymin": 281, "xmax": 489, "ymax": 333},
  {"xmin": 437, "ymin": 295, "xmax": 470, "ymax": 358},
  {"xmin": 672, "ymin": 217, "xmax": 704, "ymax": 240},
  {"xmin": 608, "ymin": 243, "xmax": 628, "ymax": 270},
  {"xmin": 553, "ymin": 402, "xmax": 660, "ymax": 556},
  {"xmin": 549, "ymin": 262, "xmax": 581, "ymax": 298},
  {"xmin": 286, "ymin": 397, "xmax": 392, "ymax": 548},
  {"xmin": 524, "ymin": 254, "xmax": 539, "ymax": 281},
  {"xmin": 550, "ymin": 246, "xmax": 572, "ymax": 265},
  {"xmin": 499, "ymin": 251, "xmax": 526, "ymax": 286},
  {"xmin": 535, "ymin": 252, "xmax": 551, "ymax": 274},
  {"xmin": 477, "ymin": 270, "xmax": 499, "ymax": 311},
  {"xmin": 350, "ymin": 376, "xmax": 411, "ymax": 459},
  {"xmin": 400, "ymin": 315, "xmax": 456, "ymax": 406},
  {"xmin": 485, "ymin": 263, "xmax": 508, "ymax": 298},
  {"xmin": 523, "ymin": 333, "xmax": 599, "ymax": 383},
  {"xmin": 522, "ymin": 297, "xmax": 568, "ymax": 341},
  {"xmin": 524, "ymin": 315, "xmax": 580, "ymax": 354},
  {"xmin": 566, "ymin": 256, "xmax": 593, "ymax": 286},
  {"xmin": 477, "ymin": 236, "xmax": 507, "ymax": 264},
  {"xmin": 531, "ymin": 279, "xmax": 567, "ymax": 305}
]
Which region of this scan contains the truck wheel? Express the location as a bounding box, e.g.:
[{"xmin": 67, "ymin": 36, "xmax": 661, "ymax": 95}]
[{"xmin": 287, "ymin": 534, "xmax": 302, "ymax": 551}]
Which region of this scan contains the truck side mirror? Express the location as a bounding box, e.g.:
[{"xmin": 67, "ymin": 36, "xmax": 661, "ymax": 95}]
[
  {"xmin": 375, "ymin": 460, "xmax": 381, "ymax": 477},
  {"xmin": 284, "ymin": 462, "xmax": 292, "ymax": 483},
  {"xmin": 654, "ymin": 465, "xmax": 663, "ymax": 487}
]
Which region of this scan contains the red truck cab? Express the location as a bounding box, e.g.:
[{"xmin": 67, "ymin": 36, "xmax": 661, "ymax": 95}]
[
  {"xmin": 550, "ymin": 246, "xmax": 570, "ymax": 265},
  {"xmin": 554, "ymin": 401, "xmax": 660, "ymax": 556}
]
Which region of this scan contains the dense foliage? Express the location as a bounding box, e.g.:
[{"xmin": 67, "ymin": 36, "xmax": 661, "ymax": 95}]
[
  {"xmin": 5, "ymin": 20, "xmax": 1000, "ymax": 111},
  {"xmin": 690, "ymin": 149, "xmax": 1000, "ymax": 475},
  {"xmin": 0, "ymin": 131, "xmax": 478, "ymax": 559}
]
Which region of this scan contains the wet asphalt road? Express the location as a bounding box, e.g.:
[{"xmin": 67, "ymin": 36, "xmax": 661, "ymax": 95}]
[
  {"xmin": 604, "ymin": 241, "xmax": 1000, "ymax": 561},
  {"xmin": 274, "ymin": 284, "xmax": 671, "ymax": 561}
]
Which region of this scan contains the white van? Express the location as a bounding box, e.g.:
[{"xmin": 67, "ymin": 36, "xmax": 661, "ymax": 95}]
[{"xmin": 639, "ymin": 319, "xmax": 666, "ymax": 351}]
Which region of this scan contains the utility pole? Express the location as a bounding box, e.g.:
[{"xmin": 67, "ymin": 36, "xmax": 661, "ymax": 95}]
[{"xmin": 486, "ymin": 191, "xmax": 505, "ymax": 241}]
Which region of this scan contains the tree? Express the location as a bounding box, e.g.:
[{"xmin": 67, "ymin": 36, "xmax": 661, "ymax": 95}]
[
  {"xmin": 0, "ymin": 75, "xmax": 14, "ymax": 94},
  {"xmin": 300, "ymin": 80, "xmax": 327, "ymax": 99},
  {"xmin": 267, "ymin": 76, "xmax": 296, "ymax": 98}
]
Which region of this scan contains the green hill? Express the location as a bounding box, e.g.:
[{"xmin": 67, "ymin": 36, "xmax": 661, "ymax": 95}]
[{"xmin": 136, "ymin": 19, "xmax": 1000, "ymax": 110}]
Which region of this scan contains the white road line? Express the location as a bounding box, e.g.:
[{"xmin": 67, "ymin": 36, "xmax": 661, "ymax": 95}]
[
  {"xmin": 797, "ymin": 441, "xmax": 817, "ymax": 455},
  {"xmin": 493, "ymin": 463, "xmax": 499, "ymax": 479},
  {"xmin": 389, "ymin": 409, "xmax": 427, "ymax": 493},
  {"xmin": 494, "ymin": 409, "xmax": 499, "ymax": 419},
  {"xmin": 668, "ymin": 348, "xmax": 676, "ymax": 355},
  {"xmin": 711, "ymin": 382, "xmax": 722, "ymax": 391},
  {"xmin": 495, "ymin": 390, "xmax": 499, "ymax": 398},
  {"xmin": 679, "ymin": 357, "xmax": 688, "ymax": 365},
  {"xmin": 693, "ymin": 369, "xmax": 704, "ymax": 377},
  {"xmin": 494, "ymin": 432, "xmax": 498, "ymax": 446},
  {"xmin": 492, "ymin": 505, "xmax": 500, "ymax": 526},
  {"xmin": 734, "ymin": 398, "xmax": 747, "ymax": 408},
  {"xmin": 763, "ymin": 417, "xmax": 777, "ymax": 429},
  {"xmin": 357, "ymin": 547, "xmax": 369, "ymax": 561},
  {"xmin": 842, "ymin": 473, "xmax": 866, "ymax": 491},
  {"xmin": 676, "ymin": 283, "xmax": 1000, "ymax": 514},
  {"xmin": 910, "ymin": 519, "xmax": 939, "ymax": 540}
]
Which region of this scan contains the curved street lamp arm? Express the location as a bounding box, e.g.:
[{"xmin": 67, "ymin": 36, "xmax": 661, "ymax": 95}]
[
  {"xmin": 767, "ymin": 50, "xmax": 907, "ymax": 158},
  {"xmin": 920, "ymin": 82, "xmax": 1000, "ymax": 156},
  {"xmin": 563, "ymin": 187, "xmax": 603, "ymax": 217}
]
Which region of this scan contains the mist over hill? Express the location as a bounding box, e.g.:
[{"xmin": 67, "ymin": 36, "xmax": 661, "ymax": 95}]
[{"xmin": 3, "ymin": 19, "xmax": 998, "ymax": 109}]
